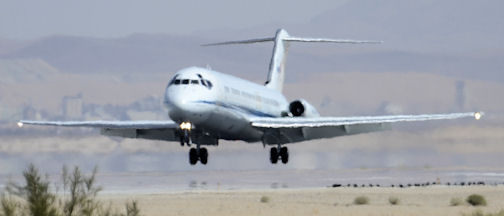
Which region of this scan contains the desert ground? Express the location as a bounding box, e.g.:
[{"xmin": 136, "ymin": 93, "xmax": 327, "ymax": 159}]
[{"xmin": 101, "ymin": 186, "xmax": 504, "ymax": 216}]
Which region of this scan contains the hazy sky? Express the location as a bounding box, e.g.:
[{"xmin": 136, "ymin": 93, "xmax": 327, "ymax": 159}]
[{"xmin": 0, "ymin": 0, "xmax": 348, "ymax": 39}]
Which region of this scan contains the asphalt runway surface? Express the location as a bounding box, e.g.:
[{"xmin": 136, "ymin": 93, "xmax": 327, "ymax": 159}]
[{"xmin": 87, "ymin": 168, "xmax": 504, "ymax": 194}]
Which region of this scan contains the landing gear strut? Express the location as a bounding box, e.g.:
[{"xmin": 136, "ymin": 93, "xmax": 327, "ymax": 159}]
[
  {"xmin": 270, "ymin": 146, "xmax": 289, "ymax": 164},
  {"xmin": 180, "ymin": 122, "xmax": 192, "ymax": 146},
  {"xmin": 189, "ymin": 146, "xmax": 208, "ymax": 165},
  {"xmin": 180, "ymin": 130, "xmax": 190, "ymax": 146}
]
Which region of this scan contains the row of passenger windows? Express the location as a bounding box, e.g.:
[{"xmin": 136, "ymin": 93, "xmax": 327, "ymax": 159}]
[{"xmin": 224, "ymin": 86, "xmax": 280, "ymax": 107}]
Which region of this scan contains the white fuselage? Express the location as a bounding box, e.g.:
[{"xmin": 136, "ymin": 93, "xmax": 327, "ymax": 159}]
[{"xmin": 164, "ymin": 67, "xmax": 289, "ymax": 142}]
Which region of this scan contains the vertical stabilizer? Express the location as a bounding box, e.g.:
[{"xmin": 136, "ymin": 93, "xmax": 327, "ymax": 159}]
[
  {"xmin": 265, "ymin": 29, "xmax": 290, "ymax": 92},
  {"xmin": 202, "ymin": 29, "xmax": 381, "ymax": 93}
]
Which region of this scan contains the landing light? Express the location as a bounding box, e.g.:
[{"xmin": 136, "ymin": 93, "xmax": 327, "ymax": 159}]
[
  {"xmin": 180, "ymin": 122, "xmax": 192, "ymax": 130},
  {"xmin": 17, "ymin": 122, "xmax": 23, "ymax": 128},
  {"xmin": 474, "ymin": 112, "xmax": 482, "ymax": 120}
]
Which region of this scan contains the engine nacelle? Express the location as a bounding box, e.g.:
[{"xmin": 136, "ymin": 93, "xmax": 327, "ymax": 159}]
[{"xmin": 288, "ymin": 99, "xmax": 320, "ymax": 117}]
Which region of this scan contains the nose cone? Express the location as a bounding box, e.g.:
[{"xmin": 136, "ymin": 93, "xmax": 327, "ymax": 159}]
[
  {"xmin": 166, "ymin": 90, "xmax": 189, "ymax": 112},
  {"xmin": 165, "ymin": 88, "xmax": 189, "ymax": 119},
  {"xmin": 164, "ymin": 86, "xmax": 214, "ymax": 123}
]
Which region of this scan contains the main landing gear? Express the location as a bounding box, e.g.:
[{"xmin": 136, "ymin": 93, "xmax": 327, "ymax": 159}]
[{"xmin": 270, "ymin": 146, "xmax": 289, "ymax": 164}]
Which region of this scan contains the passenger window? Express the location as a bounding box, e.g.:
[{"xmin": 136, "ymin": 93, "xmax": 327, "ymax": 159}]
[
  {"xmin": 232, "ymin": 88, "xmax": 240, "ymax": 95},
  {"xmin": 191, "ymin": 80, "xmax": 199, "ymax": 84},
  {"xmin": 182, "ymin": 79, "xmax": 189, "ymax": 84},
  {"xmin": 174, "ymin": 79, "xmax": 181, "ymax": 85}
]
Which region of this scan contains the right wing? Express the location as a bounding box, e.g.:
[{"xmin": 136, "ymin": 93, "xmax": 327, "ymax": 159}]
[
  {"xmin": 19, "ymin": 120, "xmax": 180, "ymax": 141},
  {"xmin": 250, "ymin": 112, "xmax": 482, "ymax": 144}
]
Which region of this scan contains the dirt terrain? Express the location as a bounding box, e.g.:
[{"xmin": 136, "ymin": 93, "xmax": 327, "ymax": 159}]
[{"xmin": 101, "ymin": 186, "xmax": 504, "ymax": 216}]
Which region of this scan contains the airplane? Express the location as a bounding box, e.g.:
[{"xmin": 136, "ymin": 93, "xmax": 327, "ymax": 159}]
[{"xmin": 18, "ymin": 29, "xmax": 483, "ymax": 165}]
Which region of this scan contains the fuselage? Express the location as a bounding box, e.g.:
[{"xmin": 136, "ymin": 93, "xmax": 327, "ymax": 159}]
[{"xmin": 164, "ymin": 67, "xmax": 289, "ymax": 142}]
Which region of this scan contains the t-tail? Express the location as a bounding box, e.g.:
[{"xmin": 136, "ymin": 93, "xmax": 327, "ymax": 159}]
[{"xmin": 203, "ymin": 29, "xmax": 382, "ymax": 92}]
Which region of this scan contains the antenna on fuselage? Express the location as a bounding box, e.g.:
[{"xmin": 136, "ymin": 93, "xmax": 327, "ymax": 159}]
[{"xmin": 202, "ymin": 29, "xmax": 382, "ymax": 92}]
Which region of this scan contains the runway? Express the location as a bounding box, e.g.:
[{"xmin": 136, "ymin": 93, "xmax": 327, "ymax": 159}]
[{"xmin": 92, "ymin": 168, "xmax": 504, "ymax": 194}]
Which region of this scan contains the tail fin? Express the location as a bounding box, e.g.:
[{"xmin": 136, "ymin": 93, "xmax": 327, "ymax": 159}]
[{"xmin": 202, "ymin": 29, "xmax": 381, "ymax": 92}]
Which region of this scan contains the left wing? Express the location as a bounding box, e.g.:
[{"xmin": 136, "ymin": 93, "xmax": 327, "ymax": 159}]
[
  {"xmin": 250, "ymin": 112, "xmax": 483, "ymax": 144},
  {"xmin": 18, "ymin": 120, "xmax": 180, "ymax": 141},
  {"xmin": 19, "ymin": 120, "xmax": 177, "ymax": 129}
]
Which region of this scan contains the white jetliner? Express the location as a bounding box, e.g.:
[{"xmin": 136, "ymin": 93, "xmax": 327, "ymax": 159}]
[{"xmin": 19, "ymin": 29, "xmax": 483, "ymax": 165}]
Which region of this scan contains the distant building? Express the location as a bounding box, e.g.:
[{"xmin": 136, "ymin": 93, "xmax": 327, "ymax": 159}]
[
  {"xmin": 455, "ymin": 80, "xmax": 465, "ymax": 111},
  {"xmin": 375, "ymin": 101, "xmax": 403, "ymax": 115},
  {"xmin": 62, "ymin": 93, "xmax": 83, "ymax": 120},
  {"xmin": 22, "ymin": 105, "xmax": 41, "ymax": 120}
]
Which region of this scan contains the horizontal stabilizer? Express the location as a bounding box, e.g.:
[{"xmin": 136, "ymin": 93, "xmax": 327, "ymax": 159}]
[
  {"xmin": 285, "ymin": 37, "xmax": 383, "ymax": 44},
  {"xmin": 201, "ymin": 29, "xmax": 382, "ymax": 92},
  {"xmin": 202, "ymin": 37, "xmax": 382, "ymax": 46},
  {"xmin": 201, "ymin": 37, "xmax": 274, "ymax": 46}
]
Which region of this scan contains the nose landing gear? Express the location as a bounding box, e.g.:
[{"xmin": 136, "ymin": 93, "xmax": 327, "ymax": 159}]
[
  {"xmin": 179, "ymin": 122, "xmax": 209, "ymax": 165},
  {"xmin": 270, "ymin": 145, "xmax": 289, "ymax": 164},
  {"xmin": 179, "ymin": 122, "xmax": 192, "ymax": 146},
  {"xmin": 180, "ymin": 130, "xmax": 190, "ymax": 146}
]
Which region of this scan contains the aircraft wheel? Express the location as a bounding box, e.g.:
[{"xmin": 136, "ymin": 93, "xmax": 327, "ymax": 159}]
[
  {"xmin": 200, "ymin": 148, "xmax": 208, "ymax": 165},
  {"xmin": 270, "ymin": 147, "xmax": 278, "ymax": 164},
  {"xmin": 189, "ymin": 148, "xmax": 198, "ymax": 165},
  {"xmin": 280, "ymin": 147, "xmax": 289, "ymax": 164}
]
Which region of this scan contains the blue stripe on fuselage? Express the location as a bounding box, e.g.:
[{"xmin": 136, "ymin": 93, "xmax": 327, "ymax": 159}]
[{"xmin": 194, "ymin": 100, "xmax": 276, "ymax": 117}]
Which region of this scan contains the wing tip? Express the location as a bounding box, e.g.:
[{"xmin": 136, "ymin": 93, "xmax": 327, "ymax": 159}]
[{"xmin": 474, "ymin": 111, "xmax": 484, "ymax": 120}]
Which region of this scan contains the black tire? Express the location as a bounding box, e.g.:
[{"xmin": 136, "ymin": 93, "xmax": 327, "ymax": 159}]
[
  {"xmin": 200, "ymin": 148, "xmax": 208, "ymax": 165},
  {"xmin": 279, "ymin": 146, "xmax": 287, "ymax": 156},
  {"xmin": 270, "ymin": 147, "xmax": 278, "ymax": 164},
  {"xmin": 189, "ymin": 148, "xmax": 198, "ymax": 165},
  {"xmin": 280, "ymin": 147, "xmax": 289, "ymax": 164}
]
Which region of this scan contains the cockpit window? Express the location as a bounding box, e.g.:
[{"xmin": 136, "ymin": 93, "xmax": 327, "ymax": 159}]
[
  {"xmin": 169, "ymin": 75, "xmax": 179, "ymax": 85},
  {"xmin": 171, "ymin": 73, "xmax": 210, "ymax": 90},
  {"xmin": 197, "ymin": 74, "xmax": 207, "ymax": 87}
]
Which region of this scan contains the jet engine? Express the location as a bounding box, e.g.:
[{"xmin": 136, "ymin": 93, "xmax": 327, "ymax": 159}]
[{"xmin": 288, "ymin": 99, "xmax": 320, "ymax": 117}]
